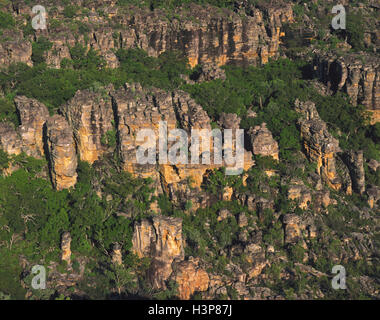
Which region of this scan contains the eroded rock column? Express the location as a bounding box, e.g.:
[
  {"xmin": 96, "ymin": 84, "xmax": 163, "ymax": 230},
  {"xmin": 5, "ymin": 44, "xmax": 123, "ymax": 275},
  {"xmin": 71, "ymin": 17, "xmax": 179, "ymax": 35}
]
[{"xmin": 46, "ymin": 115, "xmax": 78, "ymax": 190}]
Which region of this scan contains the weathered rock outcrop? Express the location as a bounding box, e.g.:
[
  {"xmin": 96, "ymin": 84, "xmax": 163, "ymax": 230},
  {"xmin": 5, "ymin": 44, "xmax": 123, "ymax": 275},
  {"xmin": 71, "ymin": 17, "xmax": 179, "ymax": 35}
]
[
  {"xmin": 132, "ymin": 216, "xmax": 184, "ymax": 290},
  {"xmin": 5, "ymin": 2, "xmax": 293, "ymax": 69},
  {"xmin": 287, "ymin": 179, "xmax": 312, "ymax": 210},
  {"xmin": 0, "ymin": 35, "xmax": 33, "ymax": 67},
  {"xmin": 367, "ymin": 185, "xmax": 380, "ymax": 209},
  {"xmin": 295, "ymin": 99, "xmax": 342, "ymax": 190},
  {"xmin": 0, "ymin": 122, "xmax": 22, "ymax": 156},
  {"xmin": 112, "ymin": 84, "xmax": 254, "ymax": 195},
  {"xmin": 61, "ymin": 89, "xmax": 114, "ymax": 164},
  {"xmin": 46, "ymin": 115, "xmax": 78, "ymax": 190},
  {"xmin": 313, "ymin": 52, "xmax": 380, "ymax": 123},
  {"xmin": 283, "ymin": 214, "xmax": 301, "ymax": 245},
  {"xmin": 15, "ymin": 96, "xmax": 50, "ymax": 158},
  {"xmin": 343, "ymin": 150, "xmax": 366, "ymax": 195},
  {"xmin": 189, "ymin": 63, "xmax": 226, "ymax": 83},
  {"xmin": 111, "ymin": 243, "xmax": 122, "ymax": 265},
  {"xmin": 171, "ymin": 258, "xmax": 209, "ymax": 300},
  {"xmin": 61, "ymin": 232, "xmax": 72, "ymax": 265},
  {"xmin": 248, "ymin": 123, "xmax": 279, "ymax": 160},
  {"xmin": 111, "ymin": 4, "xmax": 292, "ymax": 68}
]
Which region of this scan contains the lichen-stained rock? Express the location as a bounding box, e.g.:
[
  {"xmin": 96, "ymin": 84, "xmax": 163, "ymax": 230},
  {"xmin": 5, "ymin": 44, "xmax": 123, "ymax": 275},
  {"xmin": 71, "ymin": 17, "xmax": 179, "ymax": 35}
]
[
  {"xmin": 367, "ymin": 185, "xmax": 380, "ymax": 209},
  {"xmin": 248, "ymin": 123, "xmax": 279, "ymax": 160},
  {"xmin": 283, "ymin": 214, "xmax": 302, "ymax": 245},
  {"xmin": 132, "ymin": 216, "xmax": 184, "ymax": 289},
  {"xmin": 295, "ymin": 99, "xmax": 342, "ymax": 191},
  {"xmin": 343, "ymin": 150, "xmax": 366, "ymax": 195},
  {"xmin": 0, "ymin": 38, "xmax": 33, "ymax": 67},
  {"xmin": 172, "ymin": 90, "xmax": 212, "ymax": 132},
  {"xmin": 217, "ymin": 113, "xmax": 241, "ymax": 130},
  {"xmin": 0, "ymin": 122, "xmax": 22, "ymax": 156},
  {"xmin": 313, "ymin": 52, "xmax": 380, "ymax": 123},
  {"xmin": 314, "ymin": 190, "xmax": 331, "ymax": 211},
  {"xmin": 61, "ymin": 232, "xmax": 72, "ymax": 265},
  {"xmin": 14, "ymin": 96, "xmax": 50, "ymax": 158},
  {"xmin": 171, "ymin": 258, "xmax": 209, "ymax": 300},
  {"xmin": 111, "ymin": 243, "xmax": 123, "ymax": 265},
  {"xmin": 45, "ymin": 42, "xmax": 71, "ymax": 69},
  {"xmin": 46, "ymin": 115, "xmax": 78, "ymax": 190},
  {"xmin": 189, "ymin": 63, "xmax": 226, "ymax": 83},
  {"xmin": 61, "ymin": 89, "xmax": 114, "ymax": 164},
  {"xmin": 244, "ymin": 243, "xmax": 268, "ymax": 279}
]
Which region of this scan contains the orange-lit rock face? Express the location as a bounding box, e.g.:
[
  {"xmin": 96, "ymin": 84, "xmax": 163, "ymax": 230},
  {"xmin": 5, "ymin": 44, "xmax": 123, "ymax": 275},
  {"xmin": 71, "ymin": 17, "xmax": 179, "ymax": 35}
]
[
  {"xmin": 2, "ymin": 4, "xmax": 294, "ymax": 70},
  {"xmin": 172, "ymin": 259, "xmax": 209, "ymax": 300},
  {"xmin": 15, "ymin": 96, "xmax": 50, "ymax": 158},
  {"xmin": 288, "ymin": 180, "xmax": 312, "ymax": 210},
  {"xmin": 132, "ymin": 216, "xmax": 184, "ymax": 290},
  {"xmin": 62, "ymin": 89, "xmax": 114, "ymax": 164},
  {"xmin": 112, "ymin": 84, "xmax": 254, "ymax": 194},
  {"xmin": 61, "ymin": 232, "xmax": 72, "ymax": 265},
  {"xmin": 295, "ymin": 100, "xmax": 342, "ymax": 191},
  {"xmin": 46, "ymin": 115, "xmax": 78, "ymax": 190}
]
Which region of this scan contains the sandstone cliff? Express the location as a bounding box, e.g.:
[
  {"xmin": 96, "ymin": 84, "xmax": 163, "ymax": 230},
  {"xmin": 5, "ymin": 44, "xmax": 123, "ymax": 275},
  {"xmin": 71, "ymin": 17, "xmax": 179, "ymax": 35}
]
[
  {"xmin": 313, "ymin": 52, "xmax": 380, "ymax": 123},
  {"xmin": 61, "ymin": 88, "xmax": 115, "ymax": 164},
  {"xmin": 295, "ymin": 99, "xmax": 342, "ymax": 191},
  {"xmin": 4, "ymin": 2, "xmax": 294, "ymax": 69},
  {"xmin": 132, "ymin": 216, "xmax": 184, "ymax": 290},
  {"xmin": 45, "ymin": 115, "xmax": 78, "ymax": 190},
  {"xmin": 15, "ymin": 96, "xmax": 50, "ymax": 158}
]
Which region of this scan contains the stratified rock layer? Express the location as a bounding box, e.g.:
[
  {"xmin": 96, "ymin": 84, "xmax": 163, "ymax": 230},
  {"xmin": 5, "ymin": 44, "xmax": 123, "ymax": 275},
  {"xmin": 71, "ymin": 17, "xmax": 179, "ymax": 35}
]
[
  {"xmin": 61, "ymin": 89, "xmax": 114, "ymax": 164},
  {"xmin": 15, "ymin": 96, "xmax": 50, "ymax": 158},
  {"xmin": 4, "ymin": 3, "xmax": 294, "ymax": 69},
  {"xmin": 344, "ymin": 150, "xmax": 366, "ymax": 195}
]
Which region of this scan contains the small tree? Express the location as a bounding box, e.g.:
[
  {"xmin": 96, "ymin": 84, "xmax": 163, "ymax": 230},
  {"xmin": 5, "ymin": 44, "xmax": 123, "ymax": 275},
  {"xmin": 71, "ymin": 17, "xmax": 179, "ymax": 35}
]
[{"xmin": 105, "ymin": 264, "xmax": 136, "ymax": 297}]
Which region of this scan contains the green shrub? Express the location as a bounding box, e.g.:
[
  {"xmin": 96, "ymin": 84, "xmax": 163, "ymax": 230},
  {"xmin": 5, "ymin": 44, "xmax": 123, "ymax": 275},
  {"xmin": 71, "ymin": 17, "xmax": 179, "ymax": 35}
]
[
  {"xmin": 0, "ymin": 11, "xmax": 15, "ymax": 29},
  {"xmin": 31, "ymin": 37, "xmax": 53, "ymax": 64},
  {"xmin": 63, "ymin": 5, "xmax": 78, "ymax": 18}
]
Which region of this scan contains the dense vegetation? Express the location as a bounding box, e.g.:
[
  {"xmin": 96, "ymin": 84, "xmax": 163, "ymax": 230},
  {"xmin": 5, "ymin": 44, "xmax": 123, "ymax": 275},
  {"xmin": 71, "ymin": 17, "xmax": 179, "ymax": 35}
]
[{"xmin": 0, "ymin": 0, "xmax": 378, "ymax": 298}]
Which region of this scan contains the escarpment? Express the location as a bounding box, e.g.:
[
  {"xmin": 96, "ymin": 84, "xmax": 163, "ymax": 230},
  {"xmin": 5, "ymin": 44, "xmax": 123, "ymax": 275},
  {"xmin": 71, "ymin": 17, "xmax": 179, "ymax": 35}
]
[
  {"xmin": 1, "ymin": 85, "xmax": 254, "ymax": 196},
  {"xmin": 111, "ymin": 84, "xmax": 254, "ymax": 197},
  {"xmin": 3, "ymin": 2, "xmax": 294, "ymax": 70},
  {"xmin": 313, "ymin": 52, "xmax": 380, "ymax": 123},
  {"xmin": 0, "ymin": 30, "xmax": 33, "ymax": 67}
]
